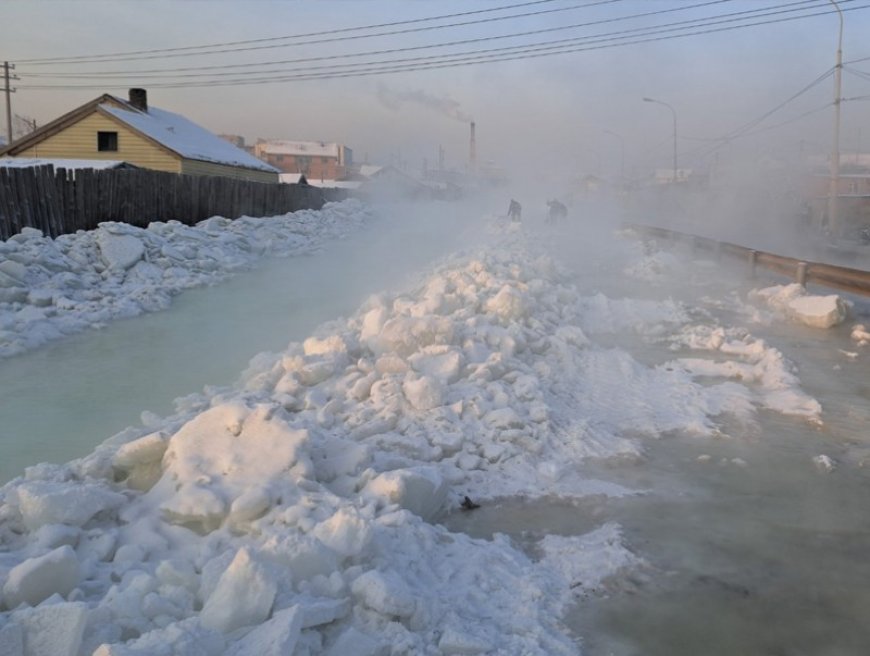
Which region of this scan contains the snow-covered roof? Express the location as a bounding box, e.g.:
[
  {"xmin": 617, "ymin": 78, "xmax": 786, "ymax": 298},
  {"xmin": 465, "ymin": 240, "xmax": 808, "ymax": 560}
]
[
  {"xmin": 101, "ymin": 101, "xmax": 278, "ymax": 173},
  {"xmin": 258, "ymin": 140, "xmax": 340, "ymax": 158},
  {"xmin": 0, "ymin": 157, "xmax": 131, "ymax": 170}
]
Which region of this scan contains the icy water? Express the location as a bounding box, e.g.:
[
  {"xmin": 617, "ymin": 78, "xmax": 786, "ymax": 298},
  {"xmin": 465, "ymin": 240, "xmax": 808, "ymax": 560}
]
[
  {"xmin": 445, "ymin": 233, "xmax": 870, "ymax": 656},
  {"xmin": 0, "ymin": 200, "xmax": 486, "ymax": 483},
  {"xmin": 446, "ymin": 414, "xmax": 870, "ymax": 656}
]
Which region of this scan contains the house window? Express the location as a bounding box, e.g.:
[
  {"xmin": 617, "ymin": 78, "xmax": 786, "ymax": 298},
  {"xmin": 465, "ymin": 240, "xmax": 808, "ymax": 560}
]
[{"xmin": 97, "ymin": 131, "xmax": 118, "ymax": 152}]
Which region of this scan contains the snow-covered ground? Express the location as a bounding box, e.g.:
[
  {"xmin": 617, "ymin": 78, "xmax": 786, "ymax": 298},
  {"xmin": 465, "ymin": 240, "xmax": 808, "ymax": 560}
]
[{"xmin": 0, "ymin": 203, "xmax": 865, "ymax": 655}]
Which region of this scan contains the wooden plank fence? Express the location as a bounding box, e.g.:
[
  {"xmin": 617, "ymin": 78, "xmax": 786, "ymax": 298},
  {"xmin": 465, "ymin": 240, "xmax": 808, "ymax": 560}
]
[{"xmin": 0, "ymin": 166, "xmax": 350, "ymax": 240}]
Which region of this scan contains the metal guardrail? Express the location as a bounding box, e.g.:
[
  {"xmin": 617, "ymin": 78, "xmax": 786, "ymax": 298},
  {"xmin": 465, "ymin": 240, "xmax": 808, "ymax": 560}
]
[{"xmin": 626, "ymin": 223, "xmax": 870, "ymax": 297}]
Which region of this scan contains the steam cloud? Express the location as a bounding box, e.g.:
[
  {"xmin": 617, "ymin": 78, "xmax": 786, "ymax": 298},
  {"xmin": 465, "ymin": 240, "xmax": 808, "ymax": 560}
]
[{"xmin": 377, "ymin": 84, "xmax": 473, "ymax": 123}]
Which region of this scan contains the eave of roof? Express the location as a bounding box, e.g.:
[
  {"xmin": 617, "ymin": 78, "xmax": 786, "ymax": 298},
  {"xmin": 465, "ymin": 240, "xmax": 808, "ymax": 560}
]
[{"xmin": 0, "ymin": 94, "xmax": 119, "ymax": 156}]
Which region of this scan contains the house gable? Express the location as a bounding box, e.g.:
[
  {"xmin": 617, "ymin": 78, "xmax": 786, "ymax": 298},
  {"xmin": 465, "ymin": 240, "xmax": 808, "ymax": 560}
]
[
  {"xmin": 10, "ymin": 110, "xmax": 181, "ymax": 173},
  {"xmin": 1, "ymin": 90, "xmax": 278, "ymax": 180}
]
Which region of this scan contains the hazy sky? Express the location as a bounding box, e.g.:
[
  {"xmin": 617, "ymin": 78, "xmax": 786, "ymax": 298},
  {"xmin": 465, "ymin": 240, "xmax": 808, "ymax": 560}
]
[{"xmin": 3, "ymin": 0, "xmax": 870, "ymax": 182}]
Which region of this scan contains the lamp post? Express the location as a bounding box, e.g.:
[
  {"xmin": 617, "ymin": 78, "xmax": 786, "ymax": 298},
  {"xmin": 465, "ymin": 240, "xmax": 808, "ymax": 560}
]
[
  {"xmin": 604, "ymin": 129, "xmax": 625, "ymax": 183},
  {"xmin": 828, "ymin": 0, "xmax": 844, "ymax": 237},
  {"xmin": 643, "ymin": 97, "xmax": 677, "ymax": 184}
]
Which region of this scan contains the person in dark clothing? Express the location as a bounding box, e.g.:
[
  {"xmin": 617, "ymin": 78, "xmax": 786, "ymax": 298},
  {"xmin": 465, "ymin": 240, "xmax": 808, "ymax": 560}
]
[
  {"xmin": 546, "ymin": 199, "xmax": 567, "ymax": 223},
  {"xmin": 508, "ymin": 199, "xmax": 522, "ymax": 222}
]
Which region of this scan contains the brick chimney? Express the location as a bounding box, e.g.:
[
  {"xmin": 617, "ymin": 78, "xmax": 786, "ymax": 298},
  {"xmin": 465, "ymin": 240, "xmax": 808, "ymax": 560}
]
[{"xmin": 128, "ymin": 88, "xmax": 148, "ymax": 112}]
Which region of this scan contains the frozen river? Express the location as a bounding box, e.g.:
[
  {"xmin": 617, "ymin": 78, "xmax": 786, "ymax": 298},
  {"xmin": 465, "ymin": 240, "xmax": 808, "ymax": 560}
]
[
  {"xmin": 1, "ymin": 199, "xmax": 869, "ymax": 654},
  {"xmin": 0, "ymin": 200, "xmax": 488, "ymax": 483}
]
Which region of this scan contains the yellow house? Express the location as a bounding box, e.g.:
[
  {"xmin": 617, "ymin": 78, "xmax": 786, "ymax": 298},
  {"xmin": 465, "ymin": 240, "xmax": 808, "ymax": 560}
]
[{"xmin": 0, "ymin": 89, "xmax": 278, "ymax": 182}]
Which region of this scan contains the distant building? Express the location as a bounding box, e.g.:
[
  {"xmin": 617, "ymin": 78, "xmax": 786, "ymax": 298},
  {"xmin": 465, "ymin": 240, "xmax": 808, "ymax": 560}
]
[
  {"xmin": 357, "ymin": 164, "xmax": 442, "ymax": 199},
  {"xmin": 803, "ymin": 162, "xmax": 870, "ymax": 233},
  {"xmin": 652, "ymin": 168, "xmax": 694, "ymax": 185},
  {"xmin": 219, "ymin": 134, "xmax": 246, "ymax": 149},
  {"xmin": 254, "ymin": 140, "xmax": 352, "ymax": 181},
  {"xmin": 0, "ymin": 89, "xmax": 279, "ymax": 182}
]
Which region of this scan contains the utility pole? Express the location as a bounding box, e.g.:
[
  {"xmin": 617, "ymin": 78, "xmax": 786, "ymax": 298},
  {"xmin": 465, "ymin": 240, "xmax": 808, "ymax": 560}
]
[
  {"xmin": 3, "ymin": 62, "xmax": 19, "ymax": 145},
  {"xmin": 828, "ymin": 0, "xmax": 844, "ymax": 237},
  {"xmin": 643, "ymin": 97, "xmax": 678, "ymax": 184}
]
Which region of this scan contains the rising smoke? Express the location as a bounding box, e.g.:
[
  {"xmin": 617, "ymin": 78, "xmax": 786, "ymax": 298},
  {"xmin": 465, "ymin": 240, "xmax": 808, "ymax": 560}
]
[{"xmin": 376, "ymin": 84, "xmax": 473, "ymax": 123}]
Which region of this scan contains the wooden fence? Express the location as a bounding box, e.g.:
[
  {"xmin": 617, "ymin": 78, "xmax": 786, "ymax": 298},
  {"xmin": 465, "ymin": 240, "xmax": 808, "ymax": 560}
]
[
  {"xmin": 0, "ymin": 166, "xmax": 350, "ymax": 240},
  {"xmin": 628, "ymin": 223, "xmax": 870, "ymax": 297}
]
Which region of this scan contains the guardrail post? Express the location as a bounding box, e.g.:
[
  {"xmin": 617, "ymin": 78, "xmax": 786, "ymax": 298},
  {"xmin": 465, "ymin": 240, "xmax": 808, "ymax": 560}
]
[
  {"xmin": 748, "ymin": 250, "xmax": 758, "ymax": 278},
  {"xmin": 796, "ymin": 262, "xmax": 808, "ymax": 286}
]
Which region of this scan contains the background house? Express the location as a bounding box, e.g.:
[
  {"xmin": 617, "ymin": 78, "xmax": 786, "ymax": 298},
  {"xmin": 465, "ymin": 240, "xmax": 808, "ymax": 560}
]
[
  {"xmin": 0, "ymin": 89, "xmax": 278, "ymax": 182},
  {"xmin": 254, "ymin": 140, "xmax": 352, "ymax": 181}
]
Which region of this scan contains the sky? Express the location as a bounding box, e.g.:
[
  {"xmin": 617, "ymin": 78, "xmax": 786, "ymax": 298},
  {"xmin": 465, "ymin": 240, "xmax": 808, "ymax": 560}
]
[{"xmin": 3, "ymin": 0, "xmax": 870, "ymax": 184}]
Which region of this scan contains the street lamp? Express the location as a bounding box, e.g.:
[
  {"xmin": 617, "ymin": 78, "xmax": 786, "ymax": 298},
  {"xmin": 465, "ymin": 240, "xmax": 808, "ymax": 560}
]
[
  {"xmin": 828, "ymin": 0, "xmax": 844, "ymax": 236},
  {"xmin": 643, "ymin": 97, "xmax": 678, "ymax": 184},
  {"xmin": 603, "ymin": 129, "xmax": 625, "ymax": 183}
]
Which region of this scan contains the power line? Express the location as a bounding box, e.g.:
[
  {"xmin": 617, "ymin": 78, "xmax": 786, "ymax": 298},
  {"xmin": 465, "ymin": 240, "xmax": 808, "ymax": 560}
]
[
  {"xmin": 679, "ymin": 68, "xmax": 835, "ymax": 162},
  {"xmin": 713, "ymin": 67, "xmax": 836, "ymax": 141},
  {"xmin": 18, "ymin": 0, "xmax": 736, "ymax": 78},
  {"xmin": 17, "ymin": 0, "xmax": 625, "ymax": 65},
  {"xmin": 17, "ymin": 2, "xmax": 865, "ymax": 89},
  {"xmin": 843, "ymin": 65, "xmax": 870, "ymax": 81}
]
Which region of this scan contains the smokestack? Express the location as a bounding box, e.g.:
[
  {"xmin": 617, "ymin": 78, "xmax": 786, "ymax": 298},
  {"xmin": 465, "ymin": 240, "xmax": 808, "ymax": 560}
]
[
  {"xmin": 129, "ymin": 88, "xmax": 148, "ymax": 112},
  {"xmin": 469, "ymin": 121, "xmax": 477, "ymax": 173}
]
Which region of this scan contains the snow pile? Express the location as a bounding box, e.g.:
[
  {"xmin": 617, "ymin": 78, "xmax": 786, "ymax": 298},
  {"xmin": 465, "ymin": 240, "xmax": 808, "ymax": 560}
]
[
  {"xmin": 812, "ymin": 454, "xmax": 836, "ymax": 473},
  {"xmin": 0, "ymin": 200, "xmax": 370, "ymax": 357},
  {"xmin": 0, "ymin": 230, "xmax": 825, "ymax": 654},
  {"xmin": 749, "ymin": 283, "xmax": 850, "ymax": 329},
  {"xmin": 536, "ymin": 523, "xmax": 646, "ymax": 598},
  {"xmin": 851, "ymin": 324, "xmax": 870, "ymax": 346},
  {"xmin": 667, "ymin": 325, "xmax": 822, "ymax": 422}
]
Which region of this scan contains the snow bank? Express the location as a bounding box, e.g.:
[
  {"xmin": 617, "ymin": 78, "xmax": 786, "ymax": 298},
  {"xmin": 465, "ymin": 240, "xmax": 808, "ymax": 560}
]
[
  {"xmin": 0, "ymin": 200, "xmax": 371, "ymax": 357},
  {"xmin": 0, "ymin": 216, "xmax": 825, "ymax": 654},
  {"xmin": 668, "ymin": 325, "xmax": 822, "ymax": 422}
]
